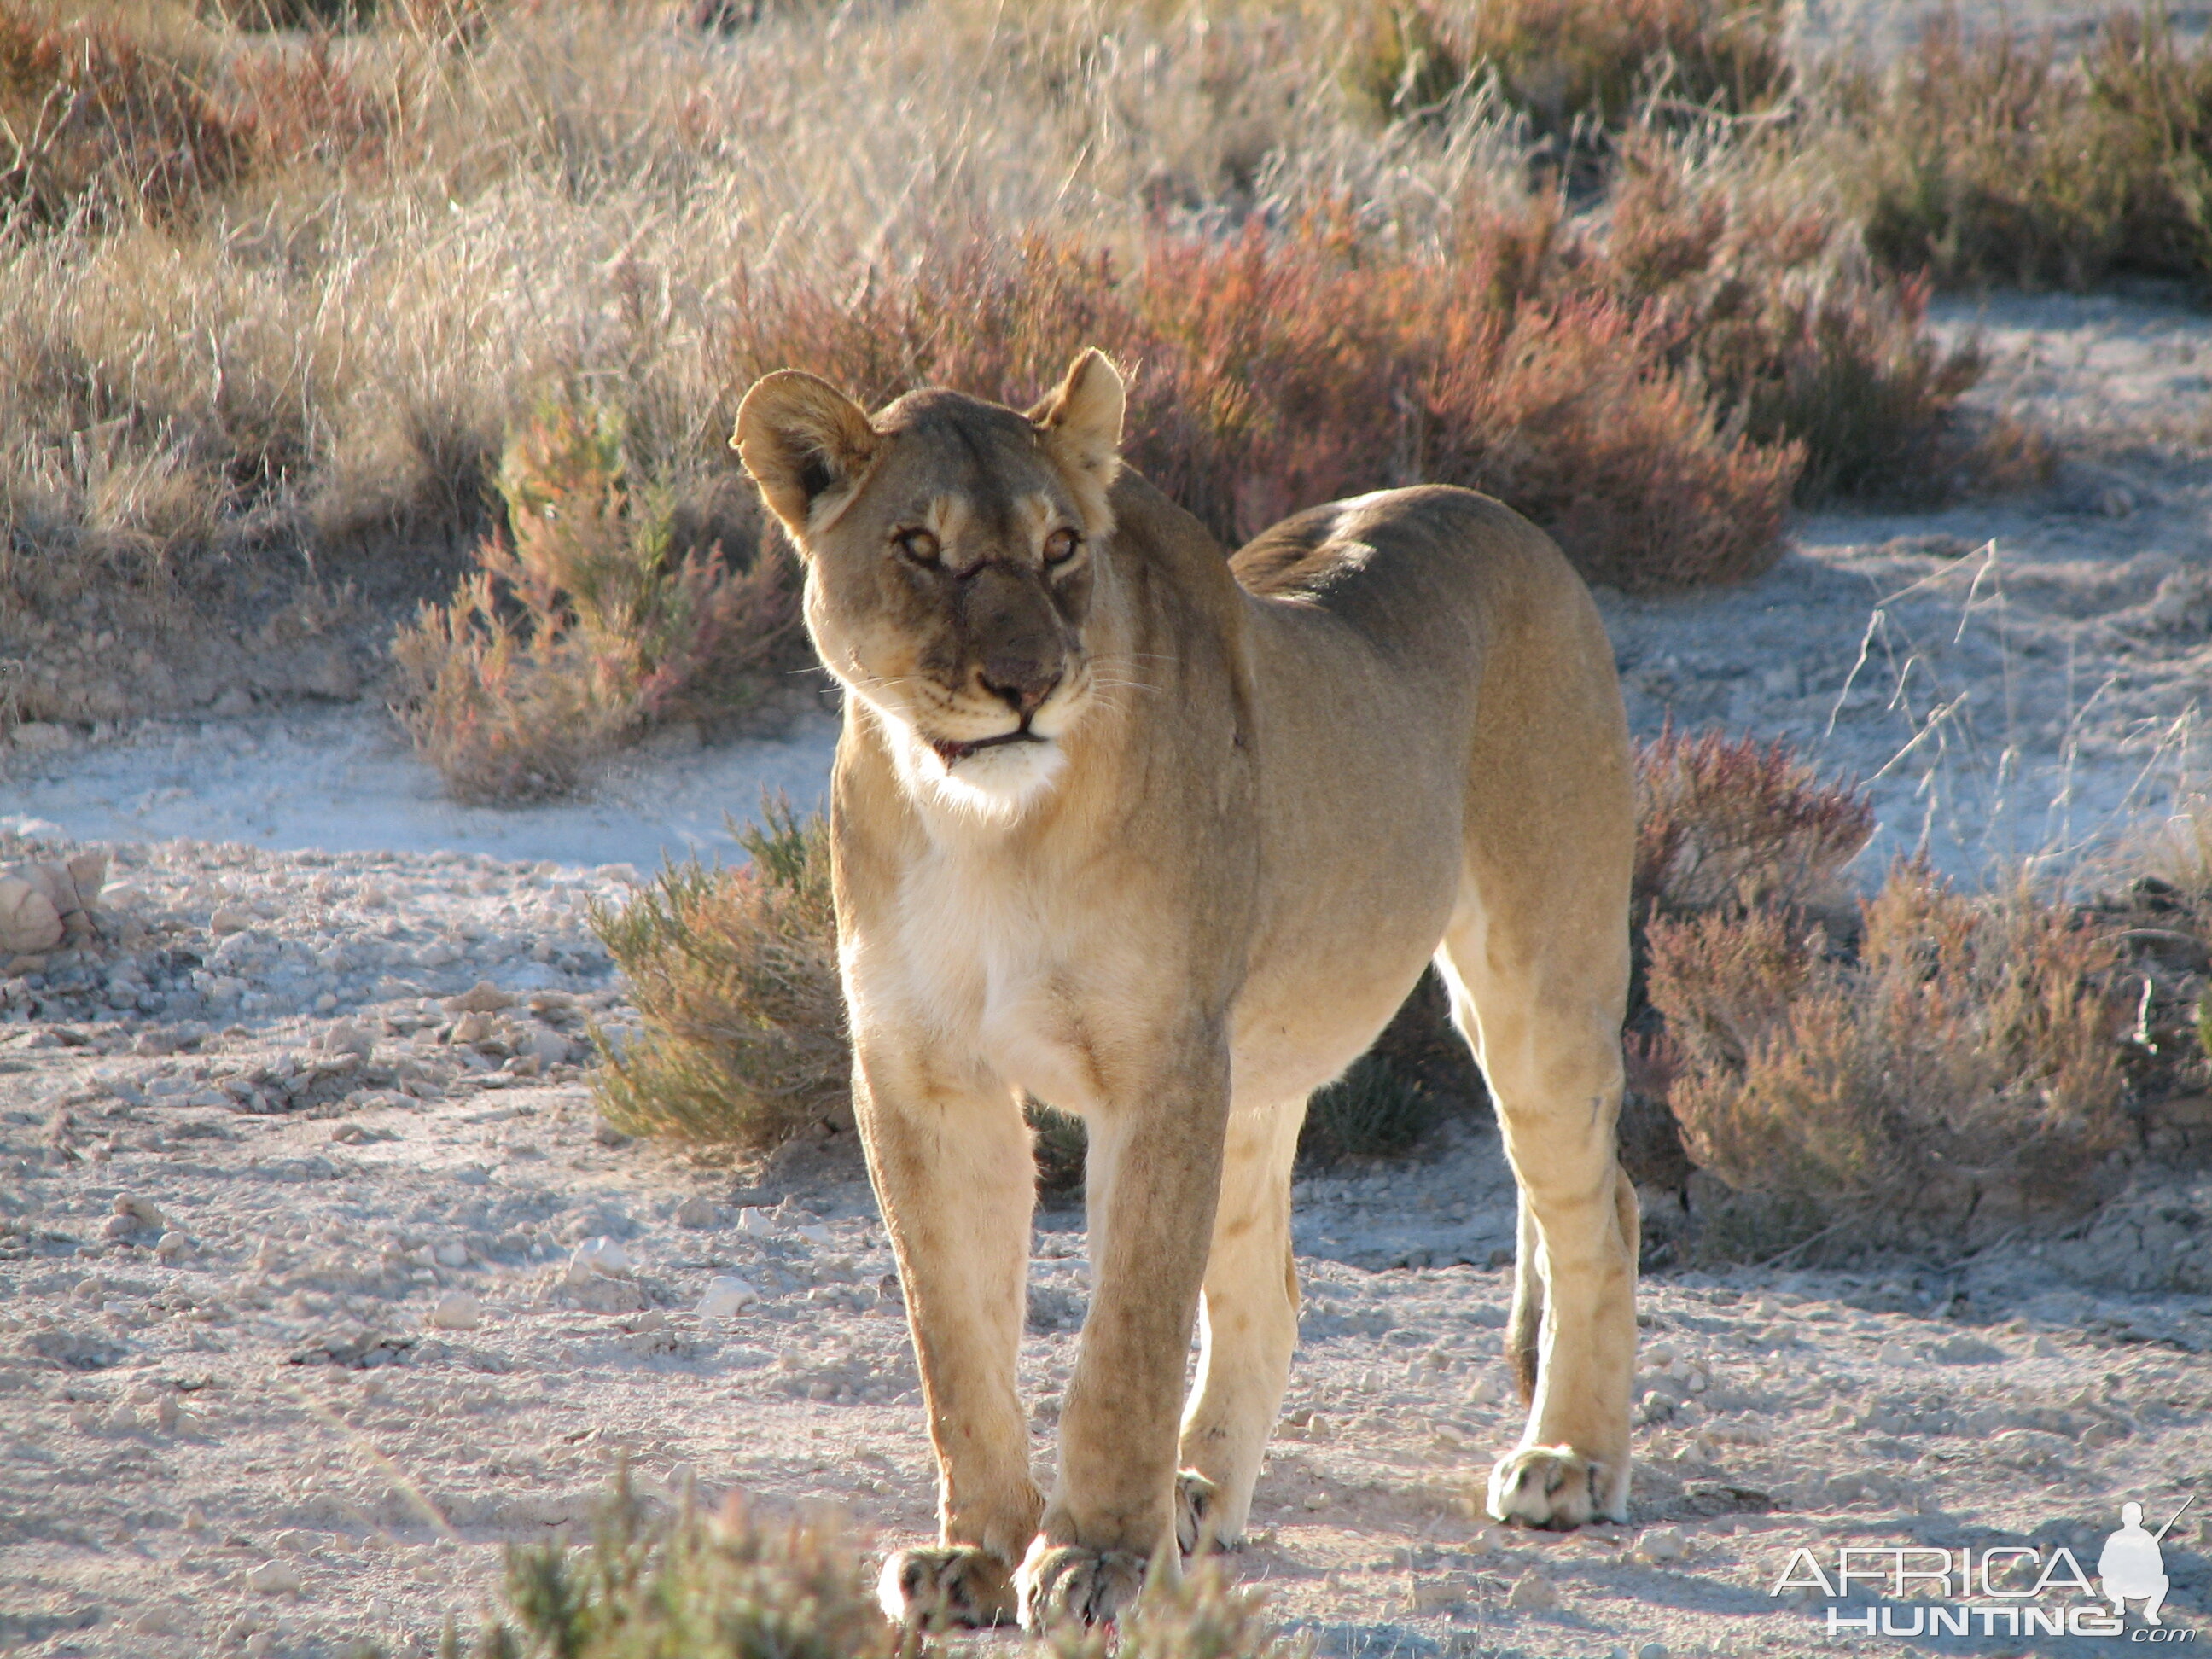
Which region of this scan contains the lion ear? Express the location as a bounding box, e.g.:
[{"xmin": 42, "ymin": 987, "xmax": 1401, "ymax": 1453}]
[
  {"xmin": 1030, "ymin": 348, "xmax": 1125, "ymax": 486},
  {"xmin": 732, "ymin": 370, "xmax": 882, "ymax": 544}
]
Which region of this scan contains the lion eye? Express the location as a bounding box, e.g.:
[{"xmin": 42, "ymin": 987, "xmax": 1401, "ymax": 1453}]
[
  {"xmin": 1043, "ymin": 527, "xmax": 1081, "ymax": 565},
  {"xmin": 894, "ymin": 528, "xmax": 941, "ymax": 565}
]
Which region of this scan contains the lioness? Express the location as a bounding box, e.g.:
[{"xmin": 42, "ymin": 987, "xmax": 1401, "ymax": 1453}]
[{"xmin": 733, "ymin": 351, "xmax": 1637, "ymax": 1632}]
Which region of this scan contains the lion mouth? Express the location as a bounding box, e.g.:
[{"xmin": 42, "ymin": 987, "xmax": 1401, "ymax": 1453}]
[{"xmin": 930, "ymin": 727, "xmax": 1045, "ymax": 767}]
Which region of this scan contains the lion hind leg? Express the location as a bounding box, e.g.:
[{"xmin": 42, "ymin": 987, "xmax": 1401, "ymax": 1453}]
[{"xmin": 1438, "ymin": 927, "xmax": 1636, "ymax": 1530}]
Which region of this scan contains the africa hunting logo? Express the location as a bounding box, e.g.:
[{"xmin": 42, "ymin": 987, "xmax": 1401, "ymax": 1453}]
[{"xmin": 1770, "ymin": 1499, "xmax": 2196, "ymax": 1641}]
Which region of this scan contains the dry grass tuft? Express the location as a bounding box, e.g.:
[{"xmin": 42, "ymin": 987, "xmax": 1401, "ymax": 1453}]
[
  {"xmin": 1645, "ymin": 861, "xmax": 2133, "ymax": 1246},
  {"xmin": 589, "ymin": 799, "xmax": 848, "ymax": 1153},
  {"xmin": 391, "ymin": 392, "xmax": 795, "ymax": 802}
]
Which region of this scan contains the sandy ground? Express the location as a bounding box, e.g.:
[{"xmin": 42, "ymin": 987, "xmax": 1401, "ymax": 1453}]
[{"xmin": 3, "ymin": 295, "xmax": 2211, "ymax": 1658}]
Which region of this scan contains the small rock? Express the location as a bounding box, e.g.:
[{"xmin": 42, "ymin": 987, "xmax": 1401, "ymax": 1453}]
[
  {"xmin": 450, "ymin": 1011, "xmax": 495, "ymax": 1045},
  {"xmin": 209, "ymin": 908, "xmax": 252, "ymax": 935},
  {"xmin": 155, "ymin": 1231, "xmax": 192, "ymax": 1262},
  {"xmin": 736, "ymin": 1205, "xmax": 775, "ymax": 1237},
  {"xmin": 113, "ymin": 1194, "xmax": 166, "ymax": 1229},
  {"xmin": 0, "ymin": 879, "xmax": 62, "ymax": 954},
  {"xmin": 591, "ymin": 1115, "xmax": 631, "ymax": 1148},
  {"xmin": 445, "ymin": 981, "xmax": 517, "ymax": 1015},
  {"xmin": 675, "ymin": 1196, "xmax": 716, "ymax": 1229},
  {"xmin": 429, "ymin": 1291, "xmax": 483, "ymax": 1331},
  {"xmin": 1505, "ymin": 1571, "xmax": 1557, "ymax": 1611},
  {"xmin": 1632, "ymin": 1527, "xmax": 1687, "ymax": 1565},
  {"xmin": 246, "ymin": 1560, "xmax": 301, "ymax": 1596},
  {"xmin": 102, "ymin": 1213, "xmax": 140, "ymax": 1241},
  {"xmin": 1877, "ymin": 1339, "xmax": 1918, "ymax": 1366},
  {"xmin": 521, "ymin": 1026, "xmax": 572, "ymax": 1068},
  {"xmin": 2031, "ymin": 1334, "xmax": 2065, "ymax": 1359},
  {"xmin": 1638, "ymin": 1644, "xmax": 1670, "ymax": 1659},
  {"xmin": 567, "ymin": 1237, "xmax": 632, "ymax": 1284},
  {"xmin": 316, "ymin": 1019, "xmax": 374, "ymax": 1059},
  {"xmin": 434, "ymin": 1242, "xmax": 468, "ymax": 1267},
  {"xmin": 794, "ymin": 1223, "xmax": 833, "ymax": 1246},
  {"xmin": 697, "ymin": 1276, "xmax": 760, "ymax": 1318}
]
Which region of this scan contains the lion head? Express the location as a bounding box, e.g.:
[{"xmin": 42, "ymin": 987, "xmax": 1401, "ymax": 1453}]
[{"xmin": 734, "ymin": 351, "xmax": 1125, "ymax": 818}]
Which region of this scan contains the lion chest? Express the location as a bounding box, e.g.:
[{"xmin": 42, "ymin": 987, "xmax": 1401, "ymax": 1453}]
[{"xmin": 860, "ymin": 850, "xmax": 1134, "ymax": 1114}]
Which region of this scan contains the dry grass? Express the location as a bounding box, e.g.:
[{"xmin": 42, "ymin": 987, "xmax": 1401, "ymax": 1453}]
[
  {"xmin": 589, "ymin": 799, "xmax": 849, "ymax": 1153},
  {"xmin": 0, "ymin": 0, "xmax": 2028, "ymax": 740},
  {"xmin": 1644, "ymin": 862, "xmax": 2134, "ymax": 1248},
  {"xmin": 1836, "ymin": 8, "xmax": 2212, "ymax": 291},
  {"xmin": 392, "ymin": 391, "xmax": 795, "ymax": 801}
]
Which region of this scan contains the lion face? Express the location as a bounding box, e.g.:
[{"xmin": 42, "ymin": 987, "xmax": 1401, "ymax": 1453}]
[{"xmin": 736, "ymin": 352, "xmax": 1126, "ymax": 817}]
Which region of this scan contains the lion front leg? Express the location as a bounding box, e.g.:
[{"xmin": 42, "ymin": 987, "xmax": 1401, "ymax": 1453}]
[
  {"xmin": 855, "ymin": 1045, "xmax": 1043, "ymax": 1628},
  {"xmin": 1016, "ymin": 1030, "xmax": 1231, "ymax": 1632}
]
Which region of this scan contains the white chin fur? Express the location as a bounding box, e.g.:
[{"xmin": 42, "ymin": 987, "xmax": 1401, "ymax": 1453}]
[{"xmin": 890, "ymin": 726, "xmax": 1068, "ymax": 819}]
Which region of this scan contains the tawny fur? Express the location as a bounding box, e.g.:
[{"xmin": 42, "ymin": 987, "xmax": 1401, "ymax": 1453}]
[{"xmin": 734, "ymin": 351, "xmax": 1639, "ymax": 1633}]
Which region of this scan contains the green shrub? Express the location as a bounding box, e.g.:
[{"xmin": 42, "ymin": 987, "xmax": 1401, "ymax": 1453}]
[
  {"xmin": 426, "ymin": 1475, "xmax": 1296, "ymax": 1659},
  {"xmin": 1298, "ymin": 1054, "xmax": 1441, "ymax": 1166},
  {"xmin": 591, "ymin": 800, "xmax": 850, "ymax": 1152}
]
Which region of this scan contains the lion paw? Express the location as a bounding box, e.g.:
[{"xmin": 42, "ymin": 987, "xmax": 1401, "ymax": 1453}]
[
  {"xmin": 1486, "ymin": 1443, "xmax": 1623, "ymax": 1529},
  {"xmin": 1175, "ymin": 1470, "xmax": 1229, "ymax": 1557},
  {"xmin": 876, "ymin": 1545, "xmax": 1018, "ymax": 1629},
  {"xmin": 1016, "ymin": 1541, "xmax": 1150, "ymax": 1632}
]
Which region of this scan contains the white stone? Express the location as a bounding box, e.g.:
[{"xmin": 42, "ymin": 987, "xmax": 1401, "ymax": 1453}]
[
  {"xmin": 1638, "ymin": 1644, "xmax": 1670, "ymax": 1659},
  {"xmin": 155, "ymin": 1231, "xmax": 192, "ymax": 1262},
  {"xmin": 429, "ymin": 1291, "xmax": 483, "ymax": 1330},
  {"xmin": 210, "ymin": 907, "xmax": 252, "ymax": 934},
  {"xmin": 434, "ymin": 1242, "xmax": 469, "ymax": 1267},
  {"xmin": 9, "ymin": 721, "xmax": 72, "ymax": 751},
  {"xmin": 675, "ymin": 1196, "xmax": 716, "ymax": 1229},
  {"xmin": 246, "ymin": 1560, "xmax": 302, "ymax": 1595},
  {"xmin": 1632, "ymin": 1527, "xmax": 1687, "ymax": 1564},
  {"xmin": 697, "ymin": 1277, "xmax": 760, "ymax": 1318},
  {"xmin": 567, "ymin": 1237, "xmax": 632, "ymax": 1284},
  {"xmin": 793, "ymin": 1223, "xmax": 832, "ymax": 1246},
  {"xmin": 1877, "ymin": 1339, "xmax": 1918, "ymax": 1366},
  {"xmin": 736, "ymin": 1206, "xmax": 775, "ymax": 1237}
]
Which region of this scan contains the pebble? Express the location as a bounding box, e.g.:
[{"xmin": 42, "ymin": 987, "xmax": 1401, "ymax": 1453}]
[
  {"xmin": 567, "ymin": 1237, "xmax": 632, "ymax": 1284},
  {"xmin": 1877, "ymin": 1339, "xmax": 1918, "ymax": 1366},
  {"xmin": 794, "ymin": 1223, "xmax": 833, "ymax": 1246},
  {"xmin": 445, "ymin": 981, "xmax": 517, "ymax": 1015},
  {"xmin": 210, "ymin": 907, "xmax": 252, "ymax": 934},
  {"xmin": 1632, "ymin": 1527, "xmax": 1687, "ymax": 1565},
  {"xmin": 675, "ymin": 1196, "xmax": 716, "ymax": 1228},
  {"xmin": 154, "ymin": 1231, "xmax": 192, "ymax": 1262},
  {"xmin": 736, "ymin": 1206, "xmax": 775, "ymax": 1236},
  {"xmin": 429, "ymin": 1291, "xmax": 483, "ymax": 1330},
  {"xmin": 113, "ymin": 1193, "xmax": 165, "ymax": 1230},
  {"xmin": 1638, "ymin": 1644, "xmax": 1670, "ymax": 1659},
  {"xmin": 697, "ymin": 1276, "xmax": 760, "ymax": 1318},
  {"xmin": 246, "ymin": 1560, "xmax": 301, "ymax": 1595},
  {"xmin": 1505, "ymin": 1571, "xmax": 1558, "ymax": 1611}
]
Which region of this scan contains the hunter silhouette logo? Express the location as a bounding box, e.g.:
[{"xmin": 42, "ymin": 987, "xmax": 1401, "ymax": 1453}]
[
  {"xmin": 2104, "ymin": 1498, "xmax": 2193, "ymax": 1627},
  {"xmin": 1772, "ymin": 1497, "xmax": 2198, "ymax": 1640}
]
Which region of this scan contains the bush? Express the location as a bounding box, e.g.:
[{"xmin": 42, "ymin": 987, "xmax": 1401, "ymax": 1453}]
[
  {"xmin": 1346, "ymin": 0, "xmax": 1794, "ymax": 145},
  {"xmin": 1842, "ymin": 9, "xmax": 2212, "ymax": 290},
  {"xmin": 590, "ymin": 800, "xmax": 849, "ymax": 1152},
  {"xmin": 432, "ymin": 1475, "xmax": 1295, "ymax": 1659},
  {"xmin": 731, "ymin": 216, "xmax": 1802, "ymax": 591},
  {"xmin": 392, "ymin": 393, "xmax": 795, "ymax": 803},
  {"xmin": 1633, "ymin": 724, "xmax": 1877, "ymax": 920},
  {"xmin": 1644, "ymin": 861, "xmax": 2133, "ymax": 1247}
]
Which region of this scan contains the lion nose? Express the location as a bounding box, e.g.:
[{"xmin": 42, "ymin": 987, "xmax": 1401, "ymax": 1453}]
[{"xmin": 979, "ymin": 658, "xmax": 1060, "ymax": 716}]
